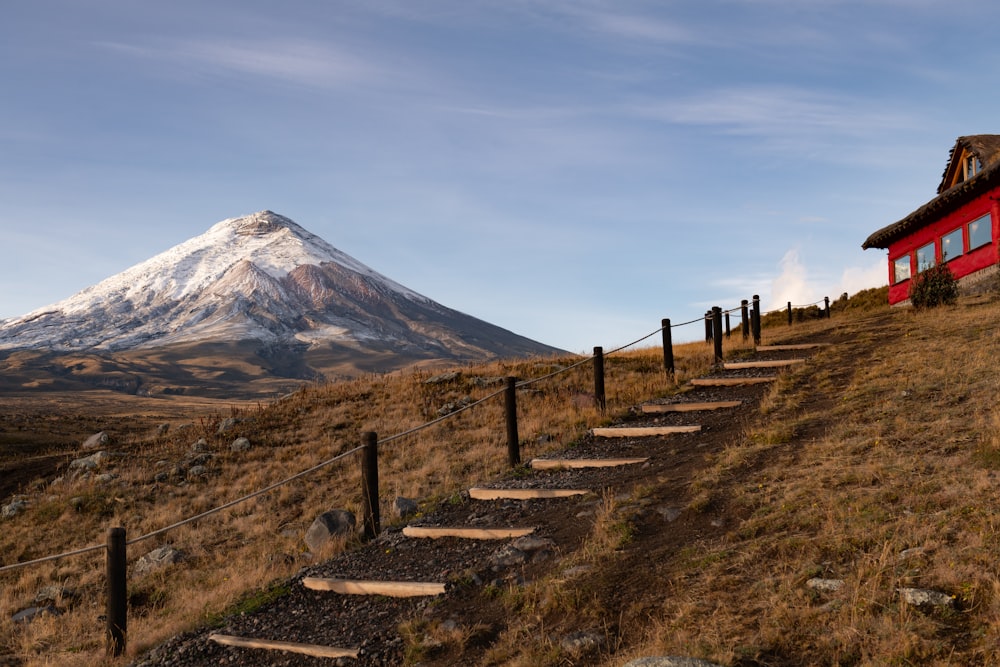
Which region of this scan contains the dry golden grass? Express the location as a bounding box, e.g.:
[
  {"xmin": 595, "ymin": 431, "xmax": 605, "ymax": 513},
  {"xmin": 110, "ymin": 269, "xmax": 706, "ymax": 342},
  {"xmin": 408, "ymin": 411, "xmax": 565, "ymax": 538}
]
[{"xmin": 0, "ymin": 331, "xmax": 730, "ymax": 666}]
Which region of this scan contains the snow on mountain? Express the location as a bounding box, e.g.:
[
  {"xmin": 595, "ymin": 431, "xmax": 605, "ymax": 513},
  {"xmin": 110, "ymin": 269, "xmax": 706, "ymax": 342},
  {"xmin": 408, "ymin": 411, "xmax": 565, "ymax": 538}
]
[{"xmin": 0, "ymin": 211, "xmax": 560, "ymax": 369}]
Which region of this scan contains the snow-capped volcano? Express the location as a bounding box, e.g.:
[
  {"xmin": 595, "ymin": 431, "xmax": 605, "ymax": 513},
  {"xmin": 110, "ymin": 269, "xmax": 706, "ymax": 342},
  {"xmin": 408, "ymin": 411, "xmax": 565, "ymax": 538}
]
[{"xmin": 0, "ymin": 212, "xmax": 562, "ymax": 394}]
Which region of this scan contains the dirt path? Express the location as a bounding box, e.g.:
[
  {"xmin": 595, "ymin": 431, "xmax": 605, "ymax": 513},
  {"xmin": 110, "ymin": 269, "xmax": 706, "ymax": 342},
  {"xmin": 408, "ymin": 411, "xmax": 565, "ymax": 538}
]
[{"xmin": 130, "ymin": 325, "xmax": 870, "ymax": 667}]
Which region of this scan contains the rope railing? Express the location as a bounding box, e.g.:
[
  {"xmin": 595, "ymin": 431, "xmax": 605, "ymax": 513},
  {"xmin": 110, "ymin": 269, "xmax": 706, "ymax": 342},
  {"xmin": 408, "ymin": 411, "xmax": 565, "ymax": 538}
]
[{"xmin": 1, "ymin": 290, "xmax": 835, "ymax": 655}]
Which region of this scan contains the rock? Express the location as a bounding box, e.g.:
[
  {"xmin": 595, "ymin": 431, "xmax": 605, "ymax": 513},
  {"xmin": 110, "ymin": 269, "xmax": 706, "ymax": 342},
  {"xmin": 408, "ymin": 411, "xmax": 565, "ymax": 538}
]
[
  {"xmin": 392, "ymin": 496, "xmax": 418, "ymax": 519},
  {"xmin": 191, "ymin": 438, "xmax": 209, "ymax": 452},
  {"xmin": 95, "ymin": 473, "xmax": 117, "ymax": 484},
  {"xmin": 188, "ymin": 453, "xmax": 213, "ymax": 466},
  {"xmin": 807, "ymin": 578, "xmax": 845, "ymax": 592},
  {"xmin": 82, "ymin": 431, "xmax": 110, "ymax": 449},
  {"xmin": 186, "ymin": 465, "xmax": 209, "ymax": 479},
  {"xmin": 230, "ymin": 437, "xmax": 252, "ymax": 452},
  {"xmin": 490, "ymin": 544, "xmax": 527, "ymax": 567},
  {"xmin": 304, "ymin": 510, "xmax": 357, "ymax": 551},
  {"xmin": 471, "ymin": 376, "xmax": 505, "ymax": 388},
  {"xmin": 511, "ymin": 536, "xmax": 555, "ymax": 553},
  {"xmin": 134, "ymin": 547, "xmax": 183, "ymax": 575},
  {"xmin": 217, "ymin": 417, "xmax": 239, "ymax": 434},
  {"xmin": 561, "ymin": 565, "xmax": 593, "ymax": 578},
  {"xmin": 35, "ymin": 585, "xmax": 77, "ymax": 605},
  {"xmin": 657, "ymin": 506, "xmax": 683, "ymax": 522},
  {"xmin": 69, "ymin": 450, "xmax": 108, "ymax": 472},
  {"xmin": 898, "ymin": 587, "xmax": 954, "ymax": 608},
  {"xmin": 424, "ymin": 371, "xmax": 460, "ymax": 385},
  {"xmin": 560, "ymin": 631, "xmax": 604, "ymax": 655},
  {"xmin": 154, "ymin": 471, "xmax": 169, "ymax": 483},
  {"xmin": 156, "ymin": 423, "xmax": 170, "ymax": 436},
  {"xmin": 12, "ymin": 605, "xmax": 61, "ymax": 624},
  {"xmin": 437, "ymin": 397, "xmax": 474, "ymax": 416},
  {"xmin": 2, "ymin": 498, "xmax": 28, "ymax": 519},
  {"xmin": 624, "ymin": 659, "xmax": 725, "ymax": 667}
]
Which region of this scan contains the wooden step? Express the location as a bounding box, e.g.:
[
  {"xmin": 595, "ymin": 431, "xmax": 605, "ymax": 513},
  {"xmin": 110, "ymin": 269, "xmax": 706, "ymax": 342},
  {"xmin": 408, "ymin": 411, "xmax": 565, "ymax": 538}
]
[
  {"xmin": 723, "ymin": 359, "xmax": 804, "ymax": 369},
  {"xmin": 402, "ymin": 526, "xmax": 535, "ymax": 540},
  {"xmin": 689, "ymin": 377, "xmax": 775, "ymax": 387},
  {"xmin": 641, "ymin": 401, "xmax": 741, "ymax": 413},
  {"xmin": 469, "ymin": 487, "xmax": 589, "ymax": 500},
  {"xmin": 209, "ymin": 634, "xmax": 359, "ymax": 659},
  {"xmin": 529, "ymin": 457, "xmax": 648, "ymax": 469},
  {"xmin": 302, "ymin": 577, "xmax": 446, "ymax": 597},
  {"xmin": 592, "ymin": 425, "xmax": 700, "ymax": 438},
  {"xmin": 757, "ymin": 343, "xmax": 831, "ymax": 351}
]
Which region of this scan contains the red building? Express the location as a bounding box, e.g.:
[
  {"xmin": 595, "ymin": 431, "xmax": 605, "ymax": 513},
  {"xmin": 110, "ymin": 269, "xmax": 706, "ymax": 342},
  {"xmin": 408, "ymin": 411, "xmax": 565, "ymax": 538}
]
[{"xmin": 863, "ymin": 135, "xmax": 1000, "ymax": 305}]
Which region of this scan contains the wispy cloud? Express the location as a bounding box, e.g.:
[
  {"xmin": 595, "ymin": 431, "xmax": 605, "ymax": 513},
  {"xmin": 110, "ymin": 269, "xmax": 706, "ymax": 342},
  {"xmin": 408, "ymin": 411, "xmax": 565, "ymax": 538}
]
[{"xmin": 99, "ymin": 38, "xmax": 382, "ymax": 90}]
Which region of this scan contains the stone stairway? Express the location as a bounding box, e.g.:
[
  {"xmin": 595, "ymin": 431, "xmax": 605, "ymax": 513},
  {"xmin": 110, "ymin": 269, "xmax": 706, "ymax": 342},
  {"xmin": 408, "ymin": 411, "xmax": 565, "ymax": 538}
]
[{"xmin": 176, "ymin": 338, "xmax": 829, "ymax": 666}]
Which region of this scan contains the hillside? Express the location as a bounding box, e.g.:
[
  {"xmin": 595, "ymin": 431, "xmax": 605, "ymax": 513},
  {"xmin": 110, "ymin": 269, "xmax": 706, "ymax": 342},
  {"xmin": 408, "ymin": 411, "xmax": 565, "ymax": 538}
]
[{"xmin": 6, "ymin": 289, "xmax": 1000, "ymax": 665}]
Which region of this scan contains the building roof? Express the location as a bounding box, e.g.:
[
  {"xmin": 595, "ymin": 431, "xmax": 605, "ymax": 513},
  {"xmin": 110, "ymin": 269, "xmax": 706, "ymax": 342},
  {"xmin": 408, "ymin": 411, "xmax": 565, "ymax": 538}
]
[{"xmin": 862, "ymin": 135, "xmax": 1000, "ymax": 250}]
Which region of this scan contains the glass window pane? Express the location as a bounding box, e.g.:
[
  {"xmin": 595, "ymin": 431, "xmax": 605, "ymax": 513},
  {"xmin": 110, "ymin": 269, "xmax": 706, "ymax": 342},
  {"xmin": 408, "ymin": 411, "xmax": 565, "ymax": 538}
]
[
  {"xmin": 941, "ymin": 228, "xmax": 963, "ymax": 261},
  {"xmin": 969, "ymin": 213, "xmax": 992, "ymax": 250},
  {"xmin": 893, "ymin": 256, "xmax": 911, "ymax": 283},
  {"xmin": 916, "ymin": 242, "xmax": 936, "ymax": 272}
]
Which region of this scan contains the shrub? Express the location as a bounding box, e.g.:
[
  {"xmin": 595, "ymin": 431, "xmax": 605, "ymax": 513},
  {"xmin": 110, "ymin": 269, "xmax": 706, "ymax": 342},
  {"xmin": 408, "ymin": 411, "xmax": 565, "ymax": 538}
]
[{"xmin": 909, "ymin": 263, "xmax": 958, "ymax": 308}]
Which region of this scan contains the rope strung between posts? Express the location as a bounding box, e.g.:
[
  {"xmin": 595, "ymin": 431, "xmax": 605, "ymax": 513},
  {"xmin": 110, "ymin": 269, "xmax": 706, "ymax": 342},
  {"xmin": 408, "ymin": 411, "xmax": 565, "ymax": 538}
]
[{"xmin": 0, "ymin": 292, "xmax": 833, "ymax": 572}]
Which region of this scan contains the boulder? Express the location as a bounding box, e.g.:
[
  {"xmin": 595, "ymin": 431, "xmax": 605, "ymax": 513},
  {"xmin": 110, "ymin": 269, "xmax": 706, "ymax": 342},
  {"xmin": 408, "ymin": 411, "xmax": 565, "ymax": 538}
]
[
  {"xmin": 82, "ymin": 431, "xmax": 110, "ymax": 450},
  {"xmin": 230, "ymin": 437, "xmax": 252, "ymax": 452},
  {"xmin": 134, "ymin": 546, "xmax": 183, "ymax": 575},
  {"xmin": 898, "ymin": 587, "xmax": 954, "ymax": 608},
  {"xmin": 424, "ymin": 371, "xmax": 460, "ymax": 385},
  {"xmin": 191, "ymin": 438, "xmax": 210, "ymax": 452},
  {"xmin": 304, "ymin": 510, "xmax": 356, "ymax": 551},
  {"xmin": 392, "ymin": 496, "xmax": 418, "ymax": 519},
  {"xmin": 807, "ymin": 578, "xmax": 845, "ymax": 593},
  {"xmin": 12, "ymin": 605, "xmax": 61, "ymax": 624},
  {"xmin": 69, "ymin": 450, "xmax": 108, "ymax": 472},
  {"xmin": 490, "ymin": 544, "xmax": 527, "ymax": 568},
  {"xmin": 2, "ymin": 498, "xmax": 28, "ymax": 519}
]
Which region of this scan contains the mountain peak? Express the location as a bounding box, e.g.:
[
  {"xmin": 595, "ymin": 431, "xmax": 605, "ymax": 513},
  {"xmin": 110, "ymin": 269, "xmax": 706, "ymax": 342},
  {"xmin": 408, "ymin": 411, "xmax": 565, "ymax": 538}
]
[{"xmin": 222, "ymin": 210, "xmax": 300, "ymax": 237}]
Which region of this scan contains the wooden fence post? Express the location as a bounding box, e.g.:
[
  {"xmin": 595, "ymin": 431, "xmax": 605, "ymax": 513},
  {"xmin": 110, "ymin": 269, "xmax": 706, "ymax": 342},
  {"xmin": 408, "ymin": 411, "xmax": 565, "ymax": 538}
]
[
  {"xmin": 361, "ymin": 431, "xmax": 379, "ymax": 540},
  {"xmin": 704, "ymin": 311, "xmax": 712, "ymax": 343},
  {"xmin": 661, "ymin": 319, "xmax": 674, "ymax": 376},
  {"xmin": 712, "ymin": 307, "xmax": 723, "ymax": 364},
  {"xmin": 825, "ymin": 296, "xmax": 831, "ymax": 318},
  {"xmin": 751, "ymin": 295, "xmax": 761, "ymax": 346},
  {"xmin": 106, "ymin": 527, "xmax": 127, "ymax": 657},
  {"xmin": 787, "ymin": 301, "xmax": 793, "ymax": 326},
  {"xmin": 741, "ymin": 300, "xmax": 749, "ymax": 340},
  {"xmin": 724, "ymin": 311, "xmax": 731, "ymax": 338},
  {"xmin": 593, "ymin": 346, "xmax": 606, "ymax": 413},
  {"xmin": 505, "ymin": 377, "xmax": 520, "ymax": 467}
]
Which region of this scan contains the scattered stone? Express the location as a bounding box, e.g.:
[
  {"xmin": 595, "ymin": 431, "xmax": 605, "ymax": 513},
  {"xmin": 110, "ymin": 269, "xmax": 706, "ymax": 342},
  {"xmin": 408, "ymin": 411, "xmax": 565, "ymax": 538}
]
[
  {"xmin": 511, "ymin": 536, "xmax": 555, "ymax": 553},
  {"xmin": 34, "ymin": 585, "xmax": 77, "ymax": 605},
  {"xmin": 657, "ymin": 506, "xmax": 683, "ymax": 522},
  {"xmin": 186, "ymin": 465, "xmax": 209, "ymax": 479},
  {"xmin": 807, "ymin": 578, "xmax": 845, "ymax": 593},
  {"xmin": 156, "ymin": 423, "xmax": 170, "ymax": 436},
  {"xmin": 11, "ymin": 605, "xmax": 61, "ymax": 624},
  {"xmin": 217, "ymin": 417, "xmax": 241, "ymax": 434},
  {"xmin": 561, "ymin": 565, "xmax": 593, "ymax": 578},
  {"xmin": 2, "ymin": 498, "xmax": 28, "ymax": 519},
  {"xmin": 134, "ymin": 547, "xmax": 183, "ymax": 575},
  {"xmin": 471, "ymin": 376, "xmax": 505, "ymax": 388},
  {"xmin": 69, "ymin": 450, "xmax": 109, "ymax": 473},
  {"xmin": 188, "ymin": 453, "xmax": 213, "ymax": 466},
  {"xmin": 440, "ymin": 619, "xmax": 458, "ymax": 632},
  {"xmin": 95, "ymin": 473, "xmax": 117, "ymax": 484},
  {"xmin": 392, "ymin": 496, "xmax": 418, "ymax": 519},
  {"xmin": 560, "ymin": 631, "xmax": 604, "ymax": 656},
  {"xmin": 623, "ymin": 658, "xmax": 725, "ymax": 667},
  {"xmin": 82, "ymin": 431, "xmax": 110, "ymax": 450},
  {"xmin": 490, "ymin": 544, "xmax": 527, "ymax": 568},
  {"xmin": 153, "ymin": 471, "xmax": 169, "ymax": 483},
  {"xmin": 230, "ymin": 437, "xmax": 252, "ymax": 452},
  {"xmin": 69, "ymin": 497, "xmax": 84, "ymax": 510},
  {"xmin": 900, "ymin": 547, "xmax": 925, "ymax": 560},
  {"xmin": 304, "ymin": 510, "xmax": 357, "ymax": 551},
  {"xmin": 710, "ymin": 518, "xmax": 725, "ymax": 528},
  {"xmin": 437, "ymin": 397, "xmax": 474, "ymax": 416},
  {"xmin": 191, "ymin": 438, "xmax": 209, "ymax": 452},
  {"xmin": 898, "ymin": 587, "xmax": 954, "ymax": 608},
  {"xmin": 424, "ymin": 371, "xmax": 460, "ymax": 385}
]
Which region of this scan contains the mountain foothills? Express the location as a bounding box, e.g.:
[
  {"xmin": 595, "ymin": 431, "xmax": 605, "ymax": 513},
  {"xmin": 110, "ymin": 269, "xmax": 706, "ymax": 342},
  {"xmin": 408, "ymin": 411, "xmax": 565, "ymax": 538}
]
[{"xmin": 0, "ymin": 211, "xmax": 564, "ymax": 398}]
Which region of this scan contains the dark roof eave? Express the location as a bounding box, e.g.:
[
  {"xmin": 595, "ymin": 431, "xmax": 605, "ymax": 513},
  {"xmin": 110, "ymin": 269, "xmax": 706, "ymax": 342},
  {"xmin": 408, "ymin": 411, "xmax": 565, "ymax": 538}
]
[{"xmin": 862, "ymin": 164, "xmax": 1000, "ymax": 250}]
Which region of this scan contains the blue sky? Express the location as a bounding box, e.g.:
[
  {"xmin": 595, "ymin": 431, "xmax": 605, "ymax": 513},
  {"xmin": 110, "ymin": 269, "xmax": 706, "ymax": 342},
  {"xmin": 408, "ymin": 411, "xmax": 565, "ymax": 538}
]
[{"xmin": 1, "ymin": 1, "xmax": 995, "ymax": 352}]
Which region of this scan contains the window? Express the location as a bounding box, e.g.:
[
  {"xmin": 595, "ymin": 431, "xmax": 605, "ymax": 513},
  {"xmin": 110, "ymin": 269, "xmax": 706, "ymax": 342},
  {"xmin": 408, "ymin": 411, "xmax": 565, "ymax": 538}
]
[
  {"xmin": 964, "ymin": 155, "xmax": 982, "ymax": 180},
  {"xmin": 916, "ymin": 242, "xmax": 936, "ymax": 272},
  {"xmin": 893, "ymin": 255, "xmax": 911, "ymax": 284},
  {"xmin": 941, "ymin": 228, "xmax": 964, "ymax": 261},
  {"xmin": 969, "ymin": 213, "xmax": 992, "ymax": 250}
]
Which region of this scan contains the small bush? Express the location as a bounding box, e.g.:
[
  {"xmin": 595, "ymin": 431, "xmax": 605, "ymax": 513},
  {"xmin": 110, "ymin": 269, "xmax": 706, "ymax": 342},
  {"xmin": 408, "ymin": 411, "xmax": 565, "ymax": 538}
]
[{"xmin": 909, "ymin": 264, "xmax": 958, "ymax": 308}]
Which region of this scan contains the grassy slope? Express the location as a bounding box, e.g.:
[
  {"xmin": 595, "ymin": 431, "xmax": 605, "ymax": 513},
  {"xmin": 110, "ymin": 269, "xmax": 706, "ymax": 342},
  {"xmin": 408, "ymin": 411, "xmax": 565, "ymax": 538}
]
[{"xmin": 7, "ymin": 287, "xmax": 1000, "ymax": 665}]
